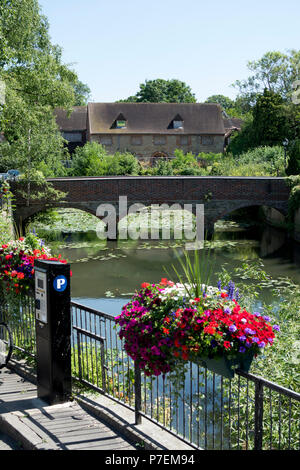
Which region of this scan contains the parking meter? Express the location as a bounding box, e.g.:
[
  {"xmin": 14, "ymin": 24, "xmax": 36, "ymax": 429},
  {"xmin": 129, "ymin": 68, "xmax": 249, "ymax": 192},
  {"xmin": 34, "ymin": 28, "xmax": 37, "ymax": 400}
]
[{"xmin": 34, "ymin": 259, "xmax": 71, "ymax": 405}]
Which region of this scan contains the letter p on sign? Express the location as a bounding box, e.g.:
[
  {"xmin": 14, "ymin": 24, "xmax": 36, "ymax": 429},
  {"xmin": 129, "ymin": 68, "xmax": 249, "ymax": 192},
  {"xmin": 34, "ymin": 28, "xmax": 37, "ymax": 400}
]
[{"xmin": 53, "ymin": 275, "xmax": 67, "ymax": 292}]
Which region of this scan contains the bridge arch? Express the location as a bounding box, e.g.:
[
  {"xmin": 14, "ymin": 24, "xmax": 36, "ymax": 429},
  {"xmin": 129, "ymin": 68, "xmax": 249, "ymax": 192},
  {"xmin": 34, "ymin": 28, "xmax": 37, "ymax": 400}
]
[
  {"xmin": 209, "ymin": 201, "xmax": 288, "ymax": 233},
  {"xmin": 14, "ymin": 203, "xmax": 105, "ymax": 235}
]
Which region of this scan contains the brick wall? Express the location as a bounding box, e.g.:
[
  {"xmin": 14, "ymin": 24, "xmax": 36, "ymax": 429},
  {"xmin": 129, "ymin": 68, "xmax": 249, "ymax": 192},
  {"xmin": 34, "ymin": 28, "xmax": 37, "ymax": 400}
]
[
  {"xmin": 89, "ymin": 134, "xmax": 224, "ymax": 161},
  {"xmin": 12, "ymin": 177, "xmax": 290, "ymax": 232}
]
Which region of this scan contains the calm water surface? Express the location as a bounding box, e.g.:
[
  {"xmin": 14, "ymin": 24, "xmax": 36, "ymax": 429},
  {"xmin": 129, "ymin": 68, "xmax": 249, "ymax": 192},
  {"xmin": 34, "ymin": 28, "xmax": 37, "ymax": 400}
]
[{"xmin": 48, "ymin": 223, "xmax": 300, "ymax": 315}]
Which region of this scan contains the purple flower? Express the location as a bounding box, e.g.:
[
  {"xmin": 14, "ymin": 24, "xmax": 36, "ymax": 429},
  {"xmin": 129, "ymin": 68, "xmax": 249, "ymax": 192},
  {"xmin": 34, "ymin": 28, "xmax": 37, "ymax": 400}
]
[
  {"xmin": 151, "ymin": 346, "xmax": 161, "ymax": 356},
  {"xmin": 252, "ymin": 337, "xmax": 259, "ymax": 343},
  {"xmin": 229, "ymin": 324, "xmax": 237, "ymax": 333},
  {"xmin": 245, "ymin": 328, "xmax": 255, "ymax": 335},
  {"xmin": 224, "ymin": 307, "xmax": 231, "ymax": 314},
  {"xmin": 239, "ymin": 335, "xmax": 246, "ymax": 342},
  {"xmin": 258, "ymin": 341, "xmax": 265, "ymax": 348},
  {"xmin": 227, "ymin": 280, "xmax": 235, "ymax": 300},
  {"xmin": 239, "ymin": 346, "xmax": 246, "ymax": 353},
  {"xmin": 217, "ymin": 280, "xmax": 222, "ymax": 291},
  {"xmin": 272, "ymin": 325, "xmax": 280, "ymax": 331},
  {"xmin": 263, "ymin": 315, "xmax": 271, "ymax": 322}
]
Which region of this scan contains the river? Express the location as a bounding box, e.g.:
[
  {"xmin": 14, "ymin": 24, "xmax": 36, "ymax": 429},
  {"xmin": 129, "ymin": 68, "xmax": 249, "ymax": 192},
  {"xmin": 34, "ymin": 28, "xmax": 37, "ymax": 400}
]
[{"xmin": 42, "ymin": 219, "xmax": 300, "ymax": 315}]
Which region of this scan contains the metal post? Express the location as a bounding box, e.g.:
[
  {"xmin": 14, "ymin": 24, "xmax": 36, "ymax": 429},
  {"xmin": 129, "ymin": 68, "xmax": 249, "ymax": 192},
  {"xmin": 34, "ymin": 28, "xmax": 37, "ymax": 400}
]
[
  {"xmin": 254, "ymin": 380, "xmax": 264, "ymax": 450},
  {"xmin": 134, "ymin": 361, "xmax": 142, "ymax": 425},
  {"xmin": 34, "ymin": 259, "xmax": 71, "ymax": 405}
]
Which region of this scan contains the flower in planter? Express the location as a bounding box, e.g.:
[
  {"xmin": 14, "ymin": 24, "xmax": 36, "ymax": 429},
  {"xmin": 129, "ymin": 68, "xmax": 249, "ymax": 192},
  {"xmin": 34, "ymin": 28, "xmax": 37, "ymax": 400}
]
[
  {"xmin": 0, "ymin": 233, "xmax": 69, "ymax": 295},
  {"xmin": 116, "ymin": 278, "xmax": 278, "ymax": 378}
]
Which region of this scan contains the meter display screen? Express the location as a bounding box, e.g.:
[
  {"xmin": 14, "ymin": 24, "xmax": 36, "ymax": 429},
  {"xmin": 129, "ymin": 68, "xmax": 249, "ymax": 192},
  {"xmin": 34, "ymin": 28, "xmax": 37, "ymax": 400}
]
[{"xmin": 35, "ymin": 270, "xmax": 47, "ymax": 323}]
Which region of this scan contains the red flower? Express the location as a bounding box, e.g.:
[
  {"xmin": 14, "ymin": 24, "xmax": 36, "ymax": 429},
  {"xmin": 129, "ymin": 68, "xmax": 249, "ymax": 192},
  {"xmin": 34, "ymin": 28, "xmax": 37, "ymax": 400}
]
[
  {"xmin": 141, "ymin": 282, "xmax": 150, "ymax": 288},
  {"xmin": 221, "ymin": 292, "xmax": 228, "ymax": 298},
  {"xmin": 223, "ymin": 341, "xmax": 231, "ymax": 349}
]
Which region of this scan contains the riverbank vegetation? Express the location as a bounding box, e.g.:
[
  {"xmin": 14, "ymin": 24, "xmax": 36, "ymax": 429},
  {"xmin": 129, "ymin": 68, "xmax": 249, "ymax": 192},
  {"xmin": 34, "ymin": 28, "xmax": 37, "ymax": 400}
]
[{"xmin": 67, "ymin": 143, "xmax": 287, "ymax": 177}]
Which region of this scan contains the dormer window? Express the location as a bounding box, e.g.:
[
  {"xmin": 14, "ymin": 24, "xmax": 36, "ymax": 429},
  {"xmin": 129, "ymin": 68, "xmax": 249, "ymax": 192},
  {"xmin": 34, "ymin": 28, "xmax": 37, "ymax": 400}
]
[
  {"xmin": 116, "ymin": 119, "xmax": 126, "ymax": 128},
  {"xmin": 168, "ymin": 114, "xmax": 184, "ymax": 129},
  {"xmin": 114, "ymin": 113, "xmax": 127, "ymax": 129},
  {"xmin": 173, "ymin": 120, "xmax": 183, "ymax": 129}
]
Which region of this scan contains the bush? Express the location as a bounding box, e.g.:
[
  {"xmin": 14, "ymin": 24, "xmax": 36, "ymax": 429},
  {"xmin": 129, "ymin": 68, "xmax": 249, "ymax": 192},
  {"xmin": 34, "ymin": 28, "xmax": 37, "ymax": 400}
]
[
  {"xmin": 71, "ymin": 142, "xmax": 108, "ymax": 176},
  {"xmin": 286, "ymin": 139, "xmax": 300, "ymax": 176},
  {"xmin": 152, "ymin": 159, "xmax": 174, "ymax": 175},
  {"xmin": 71, "ymin": 143, "xmax": 140, "ymax": 176},
  {"xmin": 107, "ymin": 152, "xmax": 140, "ymax": 175}
]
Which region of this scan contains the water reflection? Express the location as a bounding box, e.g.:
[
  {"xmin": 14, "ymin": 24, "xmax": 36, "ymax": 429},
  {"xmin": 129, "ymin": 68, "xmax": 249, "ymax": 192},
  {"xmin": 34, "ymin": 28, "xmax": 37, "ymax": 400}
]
[{"xmin": 45, "ymin": 223, "xmax": 300, "ymax": 312}]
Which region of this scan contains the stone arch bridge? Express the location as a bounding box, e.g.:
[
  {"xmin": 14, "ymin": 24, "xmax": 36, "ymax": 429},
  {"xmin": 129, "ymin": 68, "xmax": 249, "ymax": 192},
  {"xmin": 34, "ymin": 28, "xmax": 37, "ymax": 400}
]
[{"xmin": 11, "ymin": 176, "xmax": 290, "ymax": 236}]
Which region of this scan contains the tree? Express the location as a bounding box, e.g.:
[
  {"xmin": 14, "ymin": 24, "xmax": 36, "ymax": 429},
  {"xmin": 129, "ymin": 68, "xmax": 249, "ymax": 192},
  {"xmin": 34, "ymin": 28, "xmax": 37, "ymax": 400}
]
[
  {"xmin": 72, "ymin": 78, "xmax": 91, "ymax": 106},
  {"xmin": 251, "ymin": 89, "xmax": 288, "ymax": 147},
  {"xmin": 120, "ymin": 79, "xmax": 196, "ymax": 103},
  {"xmin": 232, "ymin": 50, "xmax": 300, "ymax": 108},
  {"xmin": 0, "ymin": 0, "xmax": 91, "ymax": 174},
  {"xmin": 228, "ymin": 89, "xmax": 289, "ymax": 155},
  {"xmin": 286, "ymin": 140, "xmax": 300, "ymax": 176},
  {"xmin": 205, "ymin": 95, "xmax": 235, "ymax": 110}
]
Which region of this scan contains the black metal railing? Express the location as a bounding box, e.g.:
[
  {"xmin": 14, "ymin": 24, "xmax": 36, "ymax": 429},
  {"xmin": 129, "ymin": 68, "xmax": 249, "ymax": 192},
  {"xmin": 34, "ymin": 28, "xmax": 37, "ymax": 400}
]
[
  {"xmin": 0, "ymin": 295, "xmax": 36, "ymax": 361},
  {"xmin": 71, "ymin": 300, "xmax": 300, "ymax": 450},
  {"xmin": 1, "ymin": 295, "xmax": 299, "ymax": 450}
]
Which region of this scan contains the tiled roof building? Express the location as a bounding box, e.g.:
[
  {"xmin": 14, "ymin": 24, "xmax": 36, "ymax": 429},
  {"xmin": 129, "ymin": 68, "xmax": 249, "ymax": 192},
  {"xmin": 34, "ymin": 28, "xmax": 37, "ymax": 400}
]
[{"xmin": 55, "ymin": 102, "xmax": 226, "ymax": 161}]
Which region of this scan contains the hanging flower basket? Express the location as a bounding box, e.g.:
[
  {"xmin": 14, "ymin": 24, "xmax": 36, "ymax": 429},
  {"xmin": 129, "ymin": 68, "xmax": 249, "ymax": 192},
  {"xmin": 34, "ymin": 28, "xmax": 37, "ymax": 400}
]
[
  {"xmin": 195, "ymin": 350, "xmax": 255, "ymax": 379},
  {"xmin": 116, "ymin": 278, "xmax": 279, "ymax": 380}
]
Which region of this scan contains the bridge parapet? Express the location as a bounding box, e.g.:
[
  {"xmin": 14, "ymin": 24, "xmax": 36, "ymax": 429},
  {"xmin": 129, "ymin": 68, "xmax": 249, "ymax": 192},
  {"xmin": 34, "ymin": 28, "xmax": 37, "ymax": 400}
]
[{"xmin": 10, "ymin": 176, "xmax": 290, "ymax": 234}]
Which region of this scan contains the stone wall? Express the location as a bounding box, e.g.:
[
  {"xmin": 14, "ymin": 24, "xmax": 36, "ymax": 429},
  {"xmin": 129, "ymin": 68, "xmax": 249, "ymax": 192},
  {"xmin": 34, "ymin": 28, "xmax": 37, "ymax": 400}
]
[
  {"xmin": 261, "ymin": 205, "xmax": 300, "ymax": 243},
  {"xmin": 261, "ymin": 206, "xmax": 286, "ymax": 226},
  {"xmin": 294, "ymin": 208, "xmax": 300, "ymax": 242},
  {"xmin": 89, "ymin": 134, "xmax": 224, "ymax": 161}
]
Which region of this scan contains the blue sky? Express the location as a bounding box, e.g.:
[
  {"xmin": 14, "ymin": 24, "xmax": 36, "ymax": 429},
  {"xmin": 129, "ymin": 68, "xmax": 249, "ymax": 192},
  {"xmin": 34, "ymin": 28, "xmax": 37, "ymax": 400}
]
[{"xmin": 39, "ymin": 0, "xmax": 300, "ymax": 103}]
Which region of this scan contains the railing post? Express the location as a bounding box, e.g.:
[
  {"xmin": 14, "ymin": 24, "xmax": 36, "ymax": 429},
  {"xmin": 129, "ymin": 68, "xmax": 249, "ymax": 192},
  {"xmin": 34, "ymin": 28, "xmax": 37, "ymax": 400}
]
[
  {"xmin": 254, "ymin": 379, "xmax": 264, "ymax": 450},
  {"xmin": 134, "ymin": 361, "xmax": 142, "ymax": 425}
]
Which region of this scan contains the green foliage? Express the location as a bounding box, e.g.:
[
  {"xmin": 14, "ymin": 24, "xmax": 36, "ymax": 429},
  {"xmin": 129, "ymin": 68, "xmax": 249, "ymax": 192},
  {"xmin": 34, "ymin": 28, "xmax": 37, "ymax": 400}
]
[
  {"xmin": 286, "ymin": 139, "xmax": 300, "ymax": 176},
  {"xmin": 70, "ymin": 143, "xmax": 286, "ymax": 177},
  {"xmin": 0, "ymin": 0, "xmax": 90, "ymax": 177},
  {"xmin": 151, "ymin": 159, "xmax": 174, "ymax": 176},
  {"xmin": 205, "ymin": 94, "xmax": 235, "ymax": 110},
  {"xmin": 71, "ymin": 142, "xmax": 108, "ymax": 176},
  {"xmin": 14, "ymin": 169, "xmax": 67, "ymax": 208},
  {"xmin": 232, "ymin": 49, "xmax": 300, "ymax": 107},
  {"xmin": 252, "ymin": 89, "xmax": 288, "ymax": 146},
  {"xmin": 212, "ymin": 146, "xmax": 285, "ymax": 176},
  {"xmin": 71, "ymin": 142, "xmax": 140, "ymax": 176},
  {"xmin": 286, "ymin": 175, "xmax": 300, "ymax": 222},
  {"xmin": 107, "ymin": 152, "xmax": 140, "ymax": 176},
  {"xmin": 228, "ymin": 89, "xmax": 290, "ymax": 155},
  {"xmin": 164, "ymin": 247, "xmax": 216, "ymax": 299},
  {"xmin": 120, "ymin": 78, "xmax": 196, "ymax": 103}
]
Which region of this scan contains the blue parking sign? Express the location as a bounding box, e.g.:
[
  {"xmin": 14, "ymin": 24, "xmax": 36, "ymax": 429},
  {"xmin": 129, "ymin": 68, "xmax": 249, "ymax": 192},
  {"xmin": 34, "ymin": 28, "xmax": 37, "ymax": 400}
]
[{"xmin": 53, "ymin": 275, "xmax": 67, "ymax": 292}]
